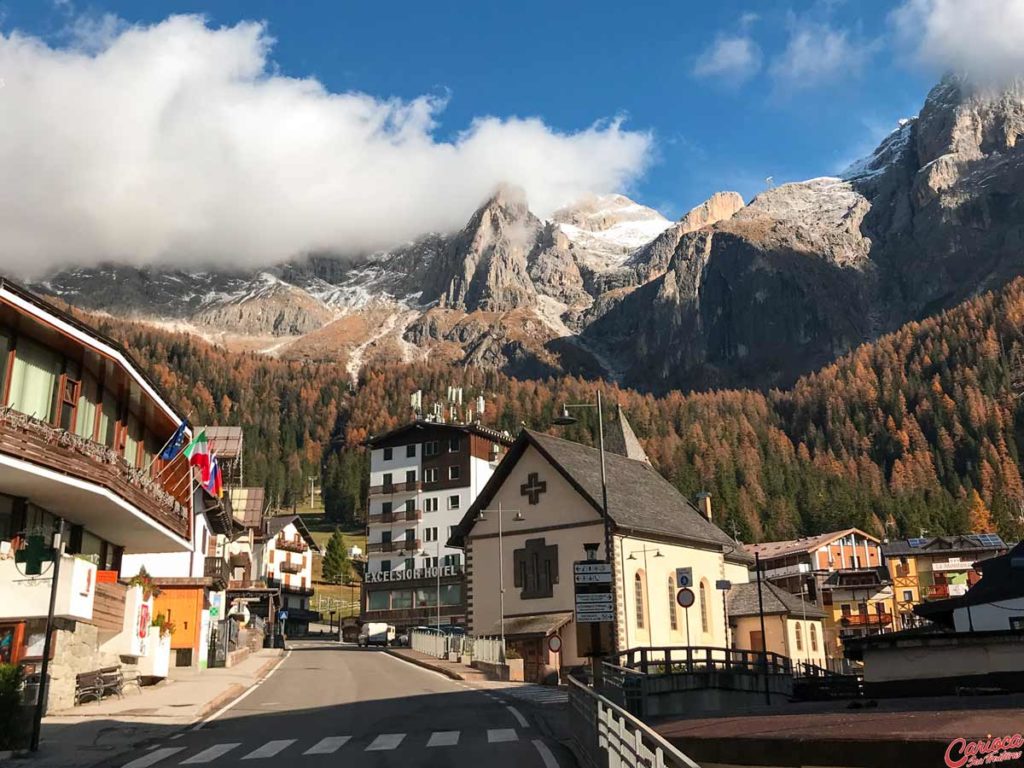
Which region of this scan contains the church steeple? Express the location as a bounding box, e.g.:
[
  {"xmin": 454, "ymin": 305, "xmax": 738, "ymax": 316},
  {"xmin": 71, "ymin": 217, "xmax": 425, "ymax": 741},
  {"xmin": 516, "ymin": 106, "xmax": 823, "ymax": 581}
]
[{"xmin": 604, "ymin": 403, "xmax": 651, "ymax": 465}]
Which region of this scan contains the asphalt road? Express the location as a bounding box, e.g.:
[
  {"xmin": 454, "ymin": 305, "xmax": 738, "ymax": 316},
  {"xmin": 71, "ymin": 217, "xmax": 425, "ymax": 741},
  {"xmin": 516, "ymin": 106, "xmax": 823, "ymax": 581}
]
[{"xmin": 110, "ymin": 642, "xmax": 568, "ymax": 768}]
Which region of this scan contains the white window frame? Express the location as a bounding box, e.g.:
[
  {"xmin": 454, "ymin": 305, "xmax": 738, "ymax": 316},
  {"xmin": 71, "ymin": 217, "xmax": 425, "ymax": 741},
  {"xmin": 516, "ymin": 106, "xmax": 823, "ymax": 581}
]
[{"xmin": 447, "ymin": 495, "xmax": 460, "ymax": 510}]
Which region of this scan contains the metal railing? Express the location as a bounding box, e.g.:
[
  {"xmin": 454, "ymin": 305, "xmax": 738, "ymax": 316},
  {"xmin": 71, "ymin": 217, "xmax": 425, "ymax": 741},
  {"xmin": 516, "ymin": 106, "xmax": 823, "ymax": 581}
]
[
  {"xmin": 609, "ymin": 645, "xmax": 792, "ymax": 676},
  {"xmin": 410, "ymin": 629, "xmax": 450, "ymax": 658},
  {"xmin": 470, "ymin": 636, "xmax": 505, "ymax": 665},
  {"xmin": 568, "ymin": 674, "xmax": 700, "ymax": 768},
  {"xmin": 409, "ymin": 630, "xmax": 505, "ymax": 664}
]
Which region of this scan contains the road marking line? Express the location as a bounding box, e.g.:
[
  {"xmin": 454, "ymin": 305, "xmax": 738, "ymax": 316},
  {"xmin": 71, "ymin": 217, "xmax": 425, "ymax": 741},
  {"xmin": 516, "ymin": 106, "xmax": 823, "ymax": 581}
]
[
  {"xmin": 122, "ymin": 747, "xmax": 185, "ymax": 768},
  {"xmin": 506, "ymin": 705, "xmax": 529, "ymax": 728},
  {"xmin": 192, "ymin": 651, "xmax": 292, "ymax": 731},
  {"xmin": 532, "ymin": 739, "xmax": 560, "ymax": 768},
  {"xmin": 303, "ymin": 736, "xmax": 351, "ymax": 755},
  {"xmin": 366, "ymin": 733, "xmax": 406, "ymax": 751},
  {"xmin": 180, "ymin": 743, "xmax": 241, "ymax": 764},
  {"xmin": 241, "ymin": 739, "xmax": 296, "ymax": 759},
  {"xmin": 426, "ymin": 731, "xmax": 460, "ymax": 747},
  {"xmin": 487, "ymin": 728, "xmax": 518, "ymax": 743}
]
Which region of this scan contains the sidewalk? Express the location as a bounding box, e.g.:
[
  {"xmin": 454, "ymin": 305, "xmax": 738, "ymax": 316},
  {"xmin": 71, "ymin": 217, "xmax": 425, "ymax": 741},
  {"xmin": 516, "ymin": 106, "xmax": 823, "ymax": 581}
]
[
  {"xmin": 4, "ymin": 649, "xmax": 285, "ymax": 768},
  {"xmin": 384, "ymin": 647, "xmax": 491, "ymax": 682}
]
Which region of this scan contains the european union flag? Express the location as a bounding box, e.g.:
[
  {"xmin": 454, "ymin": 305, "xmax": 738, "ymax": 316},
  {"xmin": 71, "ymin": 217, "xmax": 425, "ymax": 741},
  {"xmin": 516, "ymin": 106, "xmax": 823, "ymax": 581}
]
[{"xmin": 160, "ymin": 422, "xmax": 189, "ymax": 461}]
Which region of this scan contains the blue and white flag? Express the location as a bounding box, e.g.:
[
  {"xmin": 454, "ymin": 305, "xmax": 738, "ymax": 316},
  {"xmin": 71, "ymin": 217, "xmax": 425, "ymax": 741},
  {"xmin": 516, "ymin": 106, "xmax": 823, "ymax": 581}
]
[{"xmin": 159, "ymin": 422, "xmax": 189, "ymax": 461}]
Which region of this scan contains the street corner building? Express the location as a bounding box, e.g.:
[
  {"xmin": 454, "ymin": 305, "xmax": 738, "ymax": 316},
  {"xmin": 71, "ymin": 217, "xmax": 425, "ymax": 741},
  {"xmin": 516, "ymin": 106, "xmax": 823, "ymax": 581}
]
[
  {"xmin": 360, "ymin": 418, "xmax": 514, "ymax": 630},
  {"xmin": 449, "ymin": 426, "xmax": 754, "ymax": 683},
  {"xmin": 0, "ymin": 277, "xmax": 199, "ymax": 711}
]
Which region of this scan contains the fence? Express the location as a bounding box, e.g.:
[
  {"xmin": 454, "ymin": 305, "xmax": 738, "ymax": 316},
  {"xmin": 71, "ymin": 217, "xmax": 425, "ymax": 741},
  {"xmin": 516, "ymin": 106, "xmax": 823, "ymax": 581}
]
[
  {"xmin": 568, "ymin": 674, "xmax": 701, "ymax": 768},
  {"xmin": 410, "ymin": 629, "xmax": 449, "ymax": 658},
  {"xmin": 408, "ymin": 631, "xmax": 506, "ymax": 664},
  {"xmin": 471, "ymin": 636, "xmax": 505, "ymax": 665},
  {"xmin": 609, "ymin": 645, "xmax": 792, "ymax": 677}
]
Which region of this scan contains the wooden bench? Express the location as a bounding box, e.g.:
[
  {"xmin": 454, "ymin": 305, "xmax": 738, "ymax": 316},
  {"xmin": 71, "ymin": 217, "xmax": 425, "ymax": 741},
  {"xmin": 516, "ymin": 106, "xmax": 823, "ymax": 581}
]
[{"xmin": 75, "ymin": 665, "xmax": 124, "ymax": 705}]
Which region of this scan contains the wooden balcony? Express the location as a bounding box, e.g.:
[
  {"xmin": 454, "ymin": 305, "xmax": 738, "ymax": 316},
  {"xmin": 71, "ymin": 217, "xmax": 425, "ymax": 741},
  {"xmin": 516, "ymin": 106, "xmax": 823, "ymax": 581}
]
[
  {"xmin": 368, "ymin": 509, "xmax": 422, "ymax": 525},
  {"xmin": 0, "ymin": 407, "xmax": 190, "ymax": 544},
  {"xmin": 275, "ymin": 536, "xmax": 307, "ymax": 554},
  {"xmin": 204, "ymin": 556, "xmax": 230, "ymax": 590},
  {"xmin": 840, "ymin": 612, "xmax": 893, "ymax": 627},
  {"xmin": 279, "ymin": 561, "xmax": 303, "ymax": 575},
  {"xmin": 366, "ymin": 539, "xmax": 421, "ymax": 554},
  {"xmin": 368, "ymin": 480, "xmax": 423, "ymax": 496}
]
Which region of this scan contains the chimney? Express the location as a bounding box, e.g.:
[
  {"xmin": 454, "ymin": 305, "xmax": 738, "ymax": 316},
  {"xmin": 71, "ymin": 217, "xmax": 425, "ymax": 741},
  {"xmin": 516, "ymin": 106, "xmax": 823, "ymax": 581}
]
[{"xmin": 696, "ymin": 492, "xmax": 712, "ymax": 522}]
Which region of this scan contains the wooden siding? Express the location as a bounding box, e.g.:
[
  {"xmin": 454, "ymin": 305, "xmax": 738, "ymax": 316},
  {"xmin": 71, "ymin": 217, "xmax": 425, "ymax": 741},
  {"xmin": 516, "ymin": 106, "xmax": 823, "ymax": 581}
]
[{"xmin": 91, "ymin": 581, "xmax": 127, "ymax": 634}]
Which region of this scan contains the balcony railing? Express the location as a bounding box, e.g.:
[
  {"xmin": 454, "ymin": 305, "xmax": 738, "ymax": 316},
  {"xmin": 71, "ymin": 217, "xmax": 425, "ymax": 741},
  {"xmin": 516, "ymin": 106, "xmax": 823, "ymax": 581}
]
[
  {"xmin": 840, "ymin": 612, "xmax": 893, "ymax": 627},
  {"xmin": 279, "ymin": 561, "xmax": 303, "ymax": 575},
  {"xmin": 368, "ymin": 508, "xmax": 422, "ymax": 525},
  {"xmin": 366, "ymin": 539, "xmax": 421, "ymax": 554},
  {"xmin": 926, "ymin": 584, "xmax": 949, "ymax": 599},
  {"xmin": 368, "ymin": 480, "xmax": 423, "ymax": 496},
  {"xmin": 275, "ymin": 536, "xmax": 307, "ymax": 553},
  {"xmin": 204, "ymin": 556, "xmax": 230, "ymax": 589},
  {"xmin": 266, "ymin": 576, "xmax": 313, "ymax": 596},
  {"xmin": 0, "ymin": 407, "xmax": 190, "ymax": 540}
]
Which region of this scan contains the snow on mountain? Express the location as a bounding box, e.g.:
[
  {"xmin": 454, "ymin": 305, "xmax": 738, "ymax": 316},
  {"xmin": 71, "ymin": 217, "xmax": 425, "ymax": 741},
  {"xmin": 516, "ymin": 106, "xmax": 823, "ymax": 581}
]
[{"xmin": 551, "ymin": 194, "xmax": 672, "ymax": 271}]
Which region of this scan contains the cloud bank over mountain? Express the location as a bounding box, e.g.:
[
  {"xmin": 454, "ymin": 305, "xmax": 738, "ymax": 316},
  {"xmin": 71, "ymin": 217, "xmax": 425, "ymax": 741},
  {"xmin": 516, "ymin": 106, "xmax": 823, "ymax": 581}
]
[{"xmin": 0, "ymin": 14, "xmax": 652, "ymax": 275}]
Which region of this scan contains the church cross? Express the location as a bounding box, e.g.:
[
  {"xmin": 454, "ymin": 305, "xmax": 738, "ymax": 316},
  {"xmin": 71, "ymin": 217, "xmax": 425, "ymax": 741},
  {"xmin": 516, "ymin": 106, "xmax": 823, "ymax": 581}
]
[
  {"xmin": 15, "ymin": 534, "xmax": 55, "ymax": 576},
  {"xmin": 520, "ymin": 472, "xmax": 547, "ymax": 505}
]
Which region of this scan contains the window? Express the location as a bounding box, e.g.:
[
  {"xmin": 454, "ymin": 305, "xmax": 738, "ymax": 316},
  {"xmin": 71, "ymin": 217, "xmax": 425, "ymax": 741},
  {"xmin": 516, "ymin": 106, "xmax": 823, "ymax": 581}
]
[
  {"xmin": 381, "ymin": 501, "xmax": 392, "ymax": 516},
  {"xmin": 406, "ymin": 444, "xmax": 416, "ymax": 458},
  {"xmin": 795, "ymin": 623, "xmax": 803, "ymax": 651},
  {"xmin": 404, "ymin": 499, "xmax": 415, "ymax": 514},
  {"xmin": 124, "ymin": 413, "xmax": 142, "ymax": 468},
  {"xmin": 391, "ymin": 590, "xmax": 413, "ymax": 609},
  {"xmin": 57, "ymin": 368, "xmax": 81, "ymax": 432},
  {"xmin": 383, "ymin": 447, "xmax": 393, "ymax": 461},
  {"xmin": 423, "ymin": 556, "xmax": 437, "ymax": 569},
  {"xmin": 448, "ymin": 437, "xmax": 460, "ymax": 452},
  {"xmin": 902, "ymin": 590, "xmax": 913, "ymax": 602},
  {"xmin": 380, "ymin": 559, "xmax": 391, "ymax": 573},
  {"xmin": 440, "ymin": 583, "xmax": 462, "ymax": 606},
  {"xmin": 448, "ymin": 495, "xmax": 460, "ymax": 510},
  {"xmin": 6, "ymin": 337, "xmax": 61, "ymax": 421},
  {"xmin": 381, "ymin": 530, "xmax": 392, "ymax": 544},
  {"xmin": 424, "ymin": 468, "xmax": 438, "ymax": 483},
  {"xmin": 425, "ymin": 527, "xmax": 437, "ymax": 542},
  {"xmin": 406, "ymin": 469, "xmax": 416, "ymax": 484},
  {"xmin": 448, "ymin": 466, "xmax": 460, "ymax": 481},
  {"xmin": 810, "ymin": 624, "xmax": 818, "ymax": 652},
  {"xmin": 668, "ymin": 576, "xmax": 678, "ymax": 631},
  {"xmin": 382, "ymin": 472, "xmax": 393, "ymax": 490},
  {"xmin": 699, "ymin": 580, "xmax": 709, "ymax": 633},
  {"xmin": 98, "ymin": 388, "xmax": 118, "ymax": 447},
  {"xmin": 0, "ymin": 331, "xmax": 10, "ymax": 399},
  {"xmin": 445, "ymin": 553, "xmax": 462, "ymax": 568},
  {"xmin": 448, "ymin": 525, "xmax": 457, "ymax": 540},
  {"xmin": 425, "ymin": 497, "xmax": 438, "ymax": 513},
  {"xmin": 424, "ymin": 441, "xmax": 439, "ymax": 456},
  {"xmin": 403, "ymin": 557, "xmax": 414, "ymax": 572},
  {"xmin": 368, "ymin": 591, "xmax": 389, "ymax": 610},
  {"xmin": 841, "ymin": 604, "xmax": 852, "ymax": 617},
  {"xmin": 634, "ymin": 573, "xmax": 645, "ymax": 629},
  {"xmin": 875, "ymin": 602, "xmax": 886, "ymax": 615}
]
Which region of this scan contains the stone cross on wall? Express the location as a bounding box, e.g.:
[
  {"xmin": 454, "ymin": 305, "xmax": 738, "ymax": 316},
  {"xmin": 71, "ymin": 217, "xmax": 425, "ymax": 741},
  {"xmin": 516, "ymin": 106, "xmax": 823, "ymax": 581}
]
[
  {"xmin": 513, "ymin": 538, "xmax": 558, "ymax": 599},
  {"xmin": 520, "ymin": 472, "xmax": 547, "ymax": 505}
]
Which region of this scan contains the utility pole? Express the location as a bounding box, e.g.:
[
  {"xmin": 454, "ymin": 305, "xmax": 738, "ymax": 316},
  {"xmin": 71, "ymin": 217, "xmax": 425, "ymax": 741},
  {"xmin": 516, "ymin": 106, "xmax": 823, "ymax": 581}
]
[
  {"xmin": 29, "ymin": 520, "xmax": 64, "ymax": 752},
  {"xmin": 754, "ymin": 552, "xmax": 771, "ymax": 706}
]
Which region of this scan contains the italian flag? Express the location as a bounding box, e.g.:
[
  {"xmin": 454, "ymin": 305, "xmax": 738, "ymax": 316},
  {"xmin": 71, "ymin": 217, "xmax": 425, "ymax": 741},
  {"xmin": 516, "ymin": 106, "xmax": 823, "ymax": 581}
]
[{"xmin": 183, "ymin": 430, "xmax": 211, "ymax": 484}]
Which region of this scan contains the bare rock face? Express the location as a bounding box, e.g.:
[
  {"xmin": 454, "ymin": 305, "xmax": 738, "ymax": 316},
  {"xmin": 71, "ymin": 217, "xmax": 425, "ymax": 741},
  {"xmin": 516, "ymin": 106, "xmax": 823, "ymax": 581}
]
[{"xmin": 678, "ymin": 191, "xmax": 745, "ymax": 233}]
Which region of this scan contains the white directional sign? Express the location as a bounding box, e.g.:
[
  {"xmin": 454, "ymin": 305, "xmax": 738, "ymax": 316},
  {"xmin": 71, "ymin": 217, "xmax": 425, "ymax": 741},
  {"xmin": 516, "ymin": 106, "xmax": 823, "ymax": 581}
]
[
  {"xmin": 675, "ymin": 567, "xmax": 693, "ymax": 589},
  {"xmin": 573, "ymin": 559, "xmax": 614, "ymax": 625},
  {"xmin": 574, "ymin": 572, "xmax": 612, "ymax": 584},
  {"xmin": 574, "ymin": 562, "xmax": 613, "ymax": 574},
  {"xmin": 575, "ymin": 593, "xmax": 613, "ymax": 605},
  {"xmin": 575, "ymin": 608, "xmax": 615, "ymax": 623}
]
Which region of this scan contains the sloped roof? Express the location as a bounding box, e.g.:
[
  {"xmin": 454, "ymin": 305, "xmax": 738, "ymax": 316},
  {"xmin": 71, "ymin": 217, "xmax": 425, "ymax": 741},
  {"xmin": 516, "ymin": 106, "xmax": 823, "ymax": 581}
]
[
  {"xmin": 452, "ymin": 429, "xmax": 751, "ymax": 564},
  {"xmin": 229, "ymin": 487, "xmax": 265, "ymax": 529},
  {"xmin": 366, "ymin": 419, "xmax": 514, "ymax": 448},
  {"xmin": 480, "ymin": 612, "xmax": 573, "ymax": 638},
  {"xmin": 882, "ymin": 533, "xmax": 1007, "ymax": 558},
  {"xmin": 199, "ymin": 425, "xmax": 244, "ymax": 459},
  {"xmin": 728, "ymin": 581, "xmax": 825, "ymax": 619},
  {"xmin": 265, "ymin": 514, "xmax": 321, "ymax": 553},
  {"xmin": 603, "ymin": 404, "xmax": 651, "ymax": 465},
  {"xmin": 745, "ymin": 528, "xmax": 880, "ymax": 560}
]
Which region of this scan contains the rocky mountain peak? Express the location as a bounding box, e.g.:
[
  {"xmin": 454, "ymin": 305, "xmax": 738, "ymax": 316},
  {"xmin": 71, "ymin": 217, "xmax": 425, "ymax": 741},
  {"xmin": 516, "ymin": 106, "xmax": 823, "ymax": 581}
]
[{"xmin": 677, "ymin": 191, "xmax": 745, "ymax": 233}]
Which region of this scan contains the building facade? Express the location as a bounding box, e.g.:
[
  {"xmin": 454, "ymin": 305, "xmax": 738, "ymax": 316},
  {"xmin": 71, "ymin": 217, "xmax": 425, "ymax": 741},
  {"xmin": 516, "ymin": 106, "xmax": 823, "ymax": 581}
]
[
  {"xmin": 451, "ymin": 428, "xmax": 752, "ymax": 682},
  {"xmin": 263, "ymin": 515, "xmax": 321, "ymax": 635},
  {"xmin": 882, "ymin": 533, "xmax": 1007, "ymax": 629},
  {"xmin": 361, "ymin": 420, "xmax": 512, "ymax": 630},
  {"xmin": 0, "ymin": 278, "xmax": 194, "ymax": 710},
  {"xmin": 727, "ymin": 581, "xmax": 827, "ymax": 669}
]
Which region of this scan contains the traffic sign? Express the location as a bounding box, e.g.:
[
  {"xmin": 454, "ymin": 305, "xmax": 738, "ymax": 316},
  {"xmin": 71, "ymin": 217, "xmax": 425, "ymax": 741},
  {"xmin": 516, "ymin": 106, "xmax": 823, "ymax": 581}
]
[
  {"xmin": 576, "ymin": 609, "xmax": 615, "ymax": 623},
  {"xmin": 715, "ymin": 579, "xmax": 732, "ymax": 591},
  {"xmin": 574, "ymin": 572, "xmax": 612, "ymax": 584},
  {"xmin": 575, "ymin": 593, "xmax": 613, "ymax": 605},
  {"xmin": 574, "ymin": 562, "xmax": 612, "ymax": 575},
  {"xmin": 675, "ymin": 567, "xmax": 693, "ymax": 589},
  {"xmin": 676, "ymin": 587, "xmax": 695, "ymax": 608},
  {"xmin": 548, "ymin": 635, "xmax": 562, "ymax": 653}
]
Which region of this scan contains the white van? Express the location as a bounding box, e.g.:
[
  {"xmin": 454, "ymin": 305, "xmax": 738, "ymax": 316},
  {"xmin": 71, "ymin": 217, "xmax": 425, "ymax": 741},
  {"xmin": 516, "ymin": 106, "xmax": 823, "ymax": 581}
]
[{"xmin": 358, "ymin": 622, "xmax": 396, "ymax": 647}]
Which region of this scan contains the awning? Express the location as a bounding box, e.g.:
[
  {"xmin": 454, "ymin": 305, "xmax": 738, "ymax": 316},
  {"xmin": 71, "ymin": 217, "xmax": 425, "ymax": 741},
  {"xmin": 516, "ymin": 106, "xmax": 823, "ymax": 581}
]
[{"xmin": 481, "ymin": 612, "xmax": 573, "ymax": 639}]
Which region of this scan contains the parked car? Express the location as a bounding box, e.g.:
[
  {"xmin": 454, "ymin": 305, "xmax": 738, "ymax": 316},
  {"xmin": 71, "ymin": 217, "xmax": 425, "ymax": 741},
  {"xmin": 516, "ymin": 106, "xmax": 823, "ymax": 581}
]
[{"xmin": 357, "ymin": 622, "xmax": 396, "ymax": 647}]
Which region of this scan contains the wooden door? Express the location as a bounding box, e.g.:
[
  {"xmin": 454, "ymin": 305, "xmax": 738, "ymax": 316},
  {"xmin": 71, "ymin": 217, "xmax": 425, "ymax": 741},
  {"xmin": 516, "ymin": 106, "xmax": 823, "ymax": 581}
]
[
  {"xmin": 155, "ymin": 588, "xmax": 202, "ymax": 651},
  {"xmin": 749, "ymin": 630, "xmax": 765, "ymax": 652}
]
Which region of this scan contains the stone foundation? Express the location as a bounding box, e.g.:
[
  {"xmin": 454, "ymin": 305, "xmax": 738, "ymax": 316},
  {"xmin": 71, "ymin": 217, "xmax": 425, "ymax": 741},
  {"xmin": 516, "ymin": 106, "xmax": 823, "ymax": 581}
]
[{"xmin": 30, "ymin": 618, "xmax": 126, "ymax": 713}]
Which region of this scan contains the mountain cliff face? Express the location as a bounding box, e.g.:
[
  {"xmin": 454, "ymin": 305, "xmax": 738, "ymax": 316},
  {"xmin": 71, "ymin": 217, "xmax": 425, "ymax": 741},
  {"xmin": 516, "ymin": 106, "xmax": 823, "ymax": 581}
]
[{"xmin": 32, "ymin": 75, "xmax": 1024, "ymax": 392}]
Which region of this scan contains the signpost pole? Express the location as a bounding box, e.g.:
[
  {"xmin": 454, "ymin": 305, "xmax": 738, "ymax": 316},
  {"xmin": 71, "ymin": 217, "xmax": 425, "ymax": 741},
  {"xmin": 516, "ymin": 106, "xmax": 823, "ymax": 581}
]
[{"xmin": 29, "ymin": 520, "xmax": 63, "ymax": 752}]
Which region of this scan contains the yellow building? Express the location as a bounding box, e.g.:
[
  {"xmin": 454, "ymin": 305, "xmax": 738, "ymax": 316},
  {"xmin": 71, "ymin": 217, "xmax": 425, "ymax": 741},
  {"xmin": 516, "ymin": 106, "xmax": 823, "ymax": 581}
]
[
  {"xmin": 881, "ymin": 534, "xmax": 1008, "ymax": 630},
  {"xmin": 450, "ymin": 428, "xmax": 752, "ymax": 682},
  {"xmin": 819, "ymin": 568, "xmax": 896, "ymax": 657},
  {"xmin": 727, "ymin": 581, "xmax": 827, "ymax": 669}
]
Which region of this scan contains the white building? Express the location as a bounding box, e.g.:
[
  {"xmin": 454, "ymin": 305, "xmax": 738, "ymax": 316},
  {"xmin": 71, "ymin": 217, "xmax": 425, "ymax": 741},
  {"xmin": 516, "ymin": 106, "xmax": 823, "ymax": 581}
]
[{"xmin": 362, "ymin": 419, "xmax": 513, "ymax": 630}]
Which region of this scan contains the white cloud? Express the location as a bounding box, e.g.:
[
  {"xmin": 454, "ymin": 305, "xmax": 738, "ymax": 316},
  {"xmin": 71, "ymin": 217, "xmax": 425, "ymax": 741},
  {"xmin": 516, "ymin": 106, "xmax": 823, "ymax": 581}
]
[
  {"xmin": 770, "ymin": 22, "xmax": 876, "ymax": 89},
  {"xmin": 0, "ymin": 15, "xmax": 653, "ymax": 276},
  {"xmin": 693, "ymin": 35, "xmax": 763, "ymax": 85},
  {"xmin": 891, "ymin": 0, "xmax": 1024, "ymax": 85}
]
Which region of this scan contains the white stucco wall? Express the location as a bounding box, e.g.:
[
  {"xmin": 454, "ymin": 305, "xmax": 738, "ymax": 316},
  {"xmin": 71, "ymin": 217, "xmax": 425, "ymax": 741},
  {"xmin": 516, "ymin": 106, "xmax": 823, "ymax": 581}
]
[{"xmin": 954, "ymin": 597, "xmax": 1024, "ymax": 631}]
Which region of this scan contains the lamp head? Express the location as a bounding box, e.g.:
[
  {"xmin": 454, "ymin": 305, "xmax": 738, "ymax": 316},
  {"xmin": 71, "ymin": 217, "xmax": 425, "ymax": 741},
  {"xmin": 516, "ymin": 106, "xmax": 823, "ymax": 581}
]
[
  {"xmin": 654, "ymin": 550, "xmax": 664, "ymax": 558},
  {"xmin": 514, "ymin": 511, "xmax": 525, "ymax": 522},
  {"xmin": 583, "ymin": 542, "xmax": 600, "ymax": 561},
  {"xmin": 552, "ymin": 405, "xmax": 577, "ymax": 426},
  {"xmin": 476, "ymin": 511, "xmax": 486, "ymax": 522},
  {"xmin": 627, "ymin": 553, "xmax": 637, "ymax": 561}
]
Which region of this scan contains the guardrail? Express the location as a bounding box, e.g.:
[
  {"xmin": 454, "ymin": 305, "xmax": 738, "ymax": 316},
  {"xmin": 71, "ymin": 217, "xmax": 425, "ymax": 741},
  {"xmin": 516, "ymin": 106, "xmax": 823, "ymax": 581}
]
[
  {"xmin": 471, "ymin": 636, "xmax": 505, "ymax": 665},
  {"xmin": 568, "ymin": 674, "xmax": 700, "ymax": 768}
]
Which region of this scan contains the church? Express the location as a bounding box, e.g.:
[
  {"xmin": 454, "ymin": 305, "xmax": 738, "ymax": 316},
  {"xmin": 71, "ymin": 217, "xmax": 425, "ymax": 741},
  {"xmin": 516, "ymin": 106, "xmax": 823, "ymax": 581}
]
[{"xmin": 449, "ymin": 410, "xmax": 752, "ymax": 682}]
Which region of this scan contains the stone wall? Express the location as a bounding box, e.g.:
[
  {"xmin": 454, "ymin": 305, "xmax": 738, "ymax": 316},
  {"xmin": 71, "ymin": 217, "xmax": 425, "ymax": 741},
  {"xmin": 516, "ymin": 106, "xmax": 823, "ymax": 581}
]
[{"xmin": 34, "ymin": 617, "xmax": 128, "ymax": 713}]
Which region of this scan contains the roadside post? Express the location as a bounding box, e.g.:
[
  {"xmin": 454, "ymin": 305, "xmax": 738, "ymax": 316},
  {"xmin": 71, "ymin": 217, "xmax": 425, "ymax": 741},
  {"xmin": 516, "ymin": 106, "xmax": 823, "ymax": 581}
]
[{"xmin": 575, "ymin": 544, "xmax": 614, "ymax": 688}]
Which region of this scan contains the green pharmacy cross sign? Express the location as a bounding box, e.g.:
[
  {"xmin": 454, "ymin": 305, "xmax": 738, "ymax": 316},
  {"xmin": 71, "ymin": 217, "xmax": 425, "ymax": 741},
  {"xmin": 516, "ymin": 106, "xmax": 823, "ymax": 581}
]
[{"xmin": 15, "ymin": 534, "xmax": 56, "ymax": 576}]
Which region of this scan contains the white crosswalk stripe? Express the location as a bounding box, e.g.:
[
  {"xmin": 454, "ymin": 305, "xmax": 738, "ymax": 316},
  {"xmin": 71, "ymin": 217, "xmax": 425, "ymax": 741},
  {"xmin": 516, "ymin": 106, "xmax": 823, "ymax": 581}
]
[
  {"xmin": 122, "ymin": 747, "xmax": 186, "ymax": 768},
  {"xmin": 426, "ymin": 731, "xmax": 460, "ymax": 747},
  {"xmin": 499, "ymin": 685, "xmax": 568, "ymax": 706},
  {"xmin": 365, "ymin": 733, "xmax": 406, "ymax": 751},
  {"xmin": 302, "ymin": 736, "xmax": 351, "ymax": 755},
  {"xmin": 180, "ymin": 743, "xmax": 241, "ymax": 764},
  {"xmin": 242, "ymin": 740, "xmax": 296, "ymax": 759},
  {"xmin": 487, "ymin": 728, "xmax": 518, "ymax": 743}
]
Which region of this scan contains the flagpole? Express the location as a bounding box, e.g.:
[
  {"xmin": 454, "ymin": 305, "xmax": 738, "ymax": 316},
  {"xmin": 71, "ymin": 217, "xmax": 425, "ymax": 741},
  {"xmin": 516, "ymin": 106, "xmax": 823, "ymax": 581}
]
[{"xmin": 143, "ymin": 413, "xmax": 193, "ymax": 474}]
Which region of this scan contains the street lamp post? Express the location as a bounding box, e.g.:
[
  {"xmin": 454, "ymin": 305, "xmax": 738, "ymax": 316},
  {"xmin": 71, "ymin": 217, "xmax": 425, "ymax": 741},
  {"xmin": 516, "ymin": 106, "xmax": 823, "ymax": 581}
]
[
  {"xmin": 553, "ymin": 391, "xmax": 616, "ymax": 652},
  {"xmin": 627, "ymin": 546, "xmax": 664, "ymax": 648},
  {"xmin": 476, "ymin": 503, "xmax": 523, "ymax": 649}
]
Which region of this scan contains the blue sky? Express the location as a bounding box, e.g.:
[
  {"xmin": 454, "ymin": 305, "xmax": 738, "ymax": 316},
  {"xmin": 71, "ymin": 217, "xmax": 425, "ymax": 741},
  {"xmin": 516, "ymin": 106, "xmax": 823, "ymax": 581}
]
[{"xmin": 0, "ymin": 0, "xmax": 939, "ymax": 218}]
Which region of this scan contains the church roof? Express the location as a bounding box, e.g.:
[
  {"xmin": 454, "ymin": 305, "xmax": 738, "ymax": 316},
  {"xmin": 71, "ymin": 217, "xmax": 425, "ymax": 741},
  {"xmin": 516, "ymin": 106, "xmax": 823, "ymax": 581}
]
[
  {"xmin": 451, "ymin": 429, "xmax": 751, "ymax": 564},
  {"xmin": 603, "ymin": 404, "xmax": 651, "ymax": 465}
]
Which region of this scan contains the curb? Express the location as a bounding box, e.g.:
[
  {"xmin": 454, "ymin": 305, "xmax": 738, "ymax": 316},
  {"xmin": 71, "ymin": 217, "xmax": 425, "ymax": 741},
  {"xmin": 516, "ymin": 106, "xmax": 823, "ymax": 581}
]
[
  {"xmin": 384, "ymin": 649, "xmax": 465, "ymax": 681},
  {"xmin": 193, "ymin": 650, "xmax": 286, "ymax": 721}
]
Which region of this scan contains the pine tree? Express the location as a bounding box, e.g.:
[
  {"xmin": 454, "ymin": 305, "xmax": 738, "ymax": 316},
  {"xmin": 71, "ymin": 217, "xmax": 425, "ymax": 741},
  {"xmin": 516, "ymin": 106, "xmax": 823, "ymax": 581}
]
[
  {"xmin": 967, "ymin": 490, "xmax": 995, "ymax": 533},
  {"xmin": 321, "ymin": 528, "xmax": 349, "ymax": 585}
]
